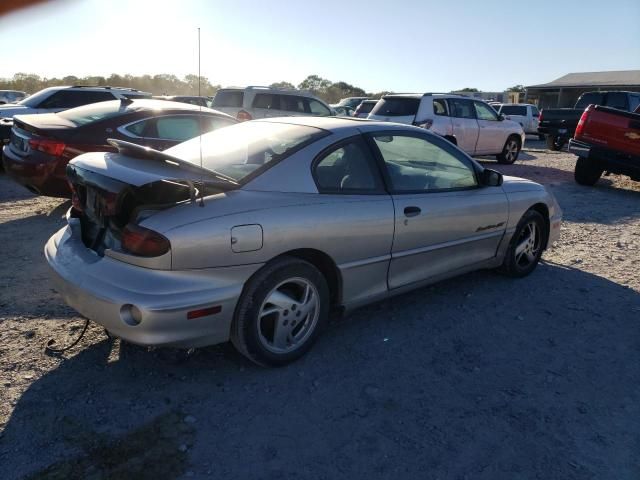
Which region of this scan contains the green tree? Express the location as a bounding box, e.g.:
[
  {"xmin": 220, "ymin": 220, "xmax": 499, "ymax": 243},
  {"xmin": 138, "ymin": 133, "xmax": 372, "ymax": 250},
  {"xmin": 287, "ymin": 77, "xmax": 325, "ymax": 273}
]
[
  {"xmin": 270, "ymin": 81, "xmax": 295, "ymax": 89},
  {"xmin": 507, "ymin": 84, "xmax": 525, "ymax": 92},
  {"xmin": 458, "ymin": 87, "xmax": 479, "ymax": 92}
]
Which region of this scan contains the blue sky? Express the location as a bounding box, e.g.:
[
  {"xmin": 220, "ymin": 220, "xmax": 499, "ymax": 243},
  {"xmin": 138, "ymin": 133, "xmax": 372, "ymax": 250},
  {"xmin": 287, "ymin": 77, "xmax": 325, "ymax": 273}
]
[{"xmin": 0, "ymin": 0, "xmax": 638, "ymax": 92}]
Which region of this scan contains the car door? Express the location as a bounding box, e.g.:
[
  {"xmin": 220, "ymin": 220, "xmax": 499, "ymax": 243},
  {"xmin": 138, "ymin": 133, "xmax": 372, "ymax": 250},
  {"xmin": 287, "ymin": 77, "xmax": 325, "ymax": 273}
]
[
  {"xmin": 473, "ymin": 100, "xmax": 507, "ymax": 154},
  {"xmin": 311, "ymin": 136, "xmax": 395, "ymax": 304},
  {"xmin": 448, "ymin": 98, "xmax": 479, "ymax": 153},
  {"xmin": 368, "ymin": 132, "xmax": 508, "ymax": 290}
]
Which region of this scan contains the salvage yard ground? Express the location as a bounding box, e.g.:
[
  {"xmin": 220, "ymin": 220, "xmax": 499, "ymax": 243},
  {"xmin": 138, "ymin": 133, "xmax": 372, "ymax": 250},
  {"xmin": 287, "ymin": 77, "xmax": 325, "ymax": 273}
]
[{"xmin": 1, "ymin": 139, "xmax": 639, "ymax": 479}]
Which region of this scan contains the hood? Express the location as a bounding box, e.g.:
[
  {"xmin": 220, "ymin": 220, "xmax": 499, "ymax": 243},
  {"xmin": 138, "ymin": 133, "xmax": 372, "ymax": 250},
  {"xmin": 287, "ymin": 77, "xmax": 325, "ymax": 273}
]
[
  {"xmin": 501, "ymin": 175, "xmax": 543, "ymax": 193},
  {"xmin": 0, "ymin": 104, "xmax": 31, "ymax": 118}
]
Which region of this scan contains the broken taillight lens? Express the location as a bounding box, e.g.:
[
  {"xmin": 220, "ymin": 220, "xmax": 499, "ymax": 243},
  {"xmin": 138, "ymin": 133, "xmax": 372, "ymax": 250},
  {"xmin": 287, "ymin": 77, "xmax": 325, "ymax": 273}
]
[{"xmin": 121, "ymin": 224, "xmax": 170, "ymax": 257}]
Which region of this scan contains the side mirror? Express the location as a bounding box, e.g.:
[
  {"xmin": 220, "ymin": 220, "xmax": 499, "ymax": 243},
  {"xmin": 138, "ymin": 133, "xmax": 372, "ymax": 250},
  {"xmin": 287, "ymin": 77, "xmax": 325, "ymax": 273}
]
[
  {"xmin": 480, "ymin": 168, "xmax": 503, "ymax": 187},
  {"xmin": 498, "ymin": 114, "xmax": 505, "ymax": 121}
]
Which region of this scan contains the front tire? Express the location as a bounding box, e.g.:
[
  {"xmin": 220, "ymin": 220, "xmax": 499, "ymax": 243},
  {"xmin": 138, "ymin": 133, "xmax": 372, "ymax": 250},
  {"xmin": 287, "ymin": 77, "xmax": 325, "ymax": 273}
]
[
  {"xmin": 496, "ymin": 135, "xmax": 521, "ymax": 164},
  {"xmin": 574, "ymin": 157, "xmax": 603, "ymax": 186},
  {"xmin": 230, "ymin": 257, "xmax": 329, "ymax": 367},
  {"xmin": 500, "ymin": 209, "xmax": 547, "ymax": 278}
]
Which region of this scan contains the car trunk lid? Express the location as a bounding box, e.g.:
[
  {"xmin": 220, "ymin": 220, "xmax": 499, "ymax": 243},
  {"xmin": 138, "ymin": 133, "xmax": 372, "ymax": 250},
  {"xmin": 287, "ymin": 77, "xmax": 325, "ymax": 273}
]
[{"xmin": 67, "ymin": 140, "xmax": 237, "ymax": 257}]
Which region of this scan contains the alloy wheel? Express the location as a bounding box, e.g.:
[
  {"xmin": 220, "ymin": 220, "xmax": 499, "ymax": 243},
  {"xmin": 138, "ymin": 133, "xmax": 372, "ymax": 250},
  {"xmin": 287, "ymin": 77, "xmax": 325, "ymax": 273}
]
[
  {"xmin": 505, "ymin": 140, "xmax": 519, "ymax": 163},
  {"xmin": 257, "ymin": 277, "xmax": 320, "ymax": 354},
  {"xmin": 514, "ymin": 221, "xmax": 541, "ymax": 268}
]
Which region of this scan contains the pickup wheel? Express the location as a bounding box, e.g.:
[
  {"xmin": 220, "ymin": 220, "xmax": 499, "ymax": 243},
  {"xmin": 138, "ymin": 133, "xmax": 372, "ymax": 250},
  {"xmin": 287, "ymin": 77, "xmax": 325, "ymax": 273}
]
[
  {"xmin": 496, "ymin": 135, "xmax": 521, "ymax": 164},
  {"xmin": 574, "ymin": 157, "xmax": 603, "ymax": 186},
  {"xmin": 546, "ymin": 135, "xmax": 565, "ymax": 151}
]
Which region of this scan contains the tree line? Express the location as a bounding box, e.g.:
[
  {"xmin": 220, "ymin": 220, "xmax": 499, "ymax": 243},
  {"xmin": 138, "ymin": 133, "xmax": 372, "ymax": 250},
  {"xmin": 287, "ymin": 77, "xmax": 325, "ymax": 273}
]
[
  {"xmin": 0, "ymin": 73, "xmax": 390, "ymax": 103},
  {"xmin": 0, "ymin": 72, "xmax": 521, "ymax": 103}
]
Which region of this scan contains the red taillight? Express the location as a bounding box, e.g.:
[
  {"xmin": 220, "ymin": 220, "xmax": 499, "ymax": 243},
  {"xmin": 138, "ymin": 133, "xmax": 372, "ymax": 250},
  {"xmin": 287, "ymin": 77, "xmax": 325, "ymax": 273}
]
[
  {"xmin": 538, "ymin": 110, "xmax": 544, "ymax": 122},
  {"xmin": 28, "ymin": 138, "xmax": 66, "ymax": 156},
  {"xmin": 121, "ymin": 224, "xmax": 170, "ymax": 257},
  {"xmin": 575, "ymin": 105, "xmax": 593, "ymax": 138},
  {"xmin": 236, "ymin": 110, "xmax": 252, "ymax": 121}
]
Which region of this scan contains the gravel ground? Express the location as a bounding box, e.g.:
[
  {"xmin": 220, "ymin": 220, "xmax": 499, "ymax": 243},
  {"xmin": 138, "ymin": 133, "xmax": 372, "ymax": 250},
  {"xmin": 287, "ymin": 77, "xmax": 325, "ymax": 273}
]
[{"xmin": 1, "ymin": 139, "xmax": 639, "ymax": 479}]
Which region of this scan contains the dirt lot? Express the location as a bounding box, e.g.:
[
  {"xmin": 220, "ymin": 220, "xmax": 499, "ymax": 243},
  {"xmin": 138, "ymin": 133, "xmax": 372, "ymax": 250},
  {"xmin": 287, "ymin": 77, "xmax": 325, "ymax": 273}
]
[{"xmin": 1, "ymin": 139, "xmax": 639, "ymax": 479}]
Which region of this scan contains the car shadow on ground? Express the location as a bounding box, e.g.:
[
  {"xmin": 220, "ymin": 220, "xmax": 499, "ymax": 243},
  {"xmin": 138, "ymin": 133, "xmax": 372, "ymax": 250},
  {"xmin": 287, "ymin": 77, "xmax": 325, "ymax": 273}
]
[{"xmin": 2, "ymin": 262, "xmax": 638, "ymax": 479}]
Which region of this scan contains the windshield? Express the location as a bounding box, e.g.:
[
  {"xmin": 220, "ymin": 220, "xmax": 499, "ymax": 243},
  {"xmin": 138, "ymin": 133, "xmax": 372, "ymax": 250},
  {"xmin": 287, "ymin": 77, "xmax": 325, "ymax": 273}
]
[
  {"xmin": 370, "ymin": 97, "xmax": 420, "ymax": 117},
  {"xmin": 57, "ymin": 100, "xmax": 130, "ymax": 126},
  {"xmin": 165, "ymin": 121, "xmax": 327, "ymax": 183}
]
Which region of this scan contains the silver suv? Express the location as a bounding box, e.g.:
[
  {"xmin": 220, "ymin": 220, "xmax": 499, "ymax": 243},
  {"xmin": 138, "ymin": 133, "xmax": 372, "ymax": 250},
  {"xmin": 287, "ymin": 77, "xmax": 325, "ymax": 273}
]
[
  {"xmin": 211, "ymin": 86, "xmax": 334, "ymax": 121},
  {"xmin": 0, "ymin": 85, "xmax": 151, "ymax": 119},
  {"xmin": 368, "ymin": 93, "xmax": 525, "ymax": 164}
]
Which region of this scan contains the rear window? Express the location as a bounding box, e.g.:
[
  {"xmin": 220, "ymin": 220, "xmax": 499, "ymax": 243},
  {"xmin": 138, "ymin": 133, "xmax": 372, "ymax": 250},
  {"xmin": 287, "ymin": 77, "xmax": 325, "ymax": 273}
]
[
  {"xmin": 58, "ymin": 100, "xmax": 128, "ymax": 126},
  {"xmin": 500, "ymin": 105, "xmax": 527, "ymax": 116},
  {"xmin": 605, "ymin": 92, "xmax": 629, "ymax": 110},
  {"xmin": 575, "ymin": 92, "xmax": 605, "ymax": 110},
  {"xmin": 370, "ymin": 97, "xmax": 420, "ymax": 117},
  {"xmin": 213, "ymin": 90, "xmax": 244, "ymax": 108},
  {"xmin": 166, "ymin": 121, "xmax": 327, "ymax": 183}
]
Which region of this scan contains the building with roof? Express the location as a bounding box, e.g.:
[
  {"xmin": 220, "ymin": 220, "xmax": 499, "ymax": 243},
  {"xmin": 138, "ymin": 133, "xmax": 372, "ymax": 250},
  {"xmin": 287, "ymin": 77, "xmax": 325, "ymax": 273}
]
[{"xmin": 525, "ymin": 70, "xmax": 640, "ymax": 108}]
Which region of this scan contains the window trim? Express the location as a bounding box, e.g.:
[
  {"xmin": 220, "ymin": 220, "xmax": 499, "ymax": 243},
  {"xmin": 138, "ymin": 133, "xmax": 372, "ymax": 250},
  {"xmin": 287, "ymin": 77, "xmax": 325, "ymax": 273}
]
[
  {"xmin": 364, "ymin": 130, "xmax": 482, "ymax": 195},
  {"xmin": 311, "ymin": 135, "xmax": 387, "ymax": 195}
]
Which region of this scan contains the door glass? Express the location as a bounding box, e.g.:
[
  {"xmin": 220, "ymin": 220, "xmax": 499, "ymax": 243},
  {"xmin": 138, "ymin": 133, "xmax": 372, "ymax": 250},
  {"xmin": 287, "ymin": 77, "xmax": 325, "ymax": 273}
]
[
  {"xmin": 252, "ymin": 93, "xmax": 280, "ymax": 110},
  {"xmin": 124, "ymin": 119, "xmax": 149, "ymax": 137},
  {"xmin": 449, "ymin": 99, "xmax": 476, "ymax": 119},
  {"xmin": 281, "ymin": 95, "xmax": 306, "ymax": 113},
  {"xmin": 373, "ymin": 135, "xmax": 477, "ymax": 191},
  {"xmin": 474, "ymin": 101, "xmax": 499, "ymax": 121},
  {"xmin": 307, "ymin": 99, "xmax": 331, "ymax": 116},
  {"xmin": 433, "ymin": 98, "xmax": 448, "ymax": 116},
  {"xmin": 156, "ymin": 116, "xmax": 200, "ymax": 141},
  {"xmin": 314, "ymin": 140, "xmax": 380, "ymax": 192}
]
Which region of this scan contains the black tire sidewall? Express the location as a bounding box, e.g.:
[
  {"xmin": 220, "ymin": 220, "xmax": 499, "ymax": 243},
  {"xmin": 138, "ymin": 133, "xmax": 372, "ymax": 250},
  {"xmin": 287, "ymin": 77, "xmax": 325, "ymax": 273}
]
[
  {"xmin": 574, "ymin": 157, "xmax": 603, "ymax": 186},
  {"xmin": 502, "ymin": 210, "xmax": 547, "ymax": 277},
  {"xmin": 232, "ymin": 258, "xmax": 329, "ymax": 367}
]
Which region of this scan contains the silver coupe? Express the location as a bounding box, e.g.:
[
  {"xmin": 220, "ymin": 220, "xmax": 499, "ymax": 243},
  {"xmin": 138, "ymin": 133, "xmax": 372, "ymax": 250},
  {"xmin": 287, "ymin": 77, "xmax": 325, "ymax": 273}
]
[{"xmin": 45, "ymin": 117, "xmax": 562, "ymax": 366}]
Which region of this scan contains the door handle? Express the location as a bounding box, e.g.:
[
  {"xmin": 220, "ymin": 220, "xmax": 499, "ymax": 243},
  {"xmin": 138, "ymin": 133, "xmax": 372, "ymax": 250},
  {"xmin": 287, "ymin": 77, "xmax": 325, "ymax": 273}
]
[{"xmin": 404, "ymin": 206, "xmax": 421, "ymax": 217}]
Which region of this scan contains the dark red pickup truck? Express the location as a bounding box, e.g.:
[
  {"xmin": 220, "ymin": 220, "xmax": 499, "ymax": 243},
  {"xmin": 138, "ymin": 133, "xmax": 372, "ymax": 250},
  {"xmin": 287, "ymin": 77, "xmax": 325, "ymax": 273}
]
[{"xmin": 568, "ymin": 104, "xmax": 640, "ymax": 186}]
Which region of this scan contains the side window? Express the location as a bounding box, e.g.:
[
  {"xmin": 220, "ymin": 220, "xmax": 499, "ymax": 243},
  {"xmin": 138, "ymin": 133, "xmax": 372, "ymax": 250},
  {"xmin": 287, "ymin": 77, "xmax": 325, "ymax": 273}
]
[
  {"xmin": 531, "ymin": 105, "xmax": 540, "ymax": 117},
  {"xmin": 629, "ymin": 95, "xmax": 640, "ymax": 112},
  {"xmin": 605, "ymin": 92, "xmax": 629, "ymax": 111},
  {"xmin": 474, "ymin": 101, "xmax": 498, "ymax": 121},
  {"xmin": 202, "ymin": 116, "xmax": 236, "ymax": 133},
  {"xmin": 156, "ymin": 116, "xmax": 200, "ymax": 141},
  {"xmin": 252, "ymin": 93, "xmax": 280, "ymax": 110},
  {"xmin": 307, "ymin": 99, "xmax": 331, "ymax": 116},
  {"xmin": 123, "ymin": 119, "xmax": 150, "ymax": 137},
  {"xmin": 433, "ymin": 98, "xmax": 448, "ymax": 116},
  {"xmin": 373, "ymin": 134, "xmax": 477, "ymax": 192},
  {"xmin": 281, "ymin": 95, "xmax": 306, "ymax": 113},
  {"xmin": 39, "ymin": 90, "xmax": 113, "ymax": 109},
  {"xmin": 449, "ymin": 99, "xmax": 476, "ymax": 119},
  {"xmin": 314, "ymin": 139, "xmax": 381, "ymax": 193}
]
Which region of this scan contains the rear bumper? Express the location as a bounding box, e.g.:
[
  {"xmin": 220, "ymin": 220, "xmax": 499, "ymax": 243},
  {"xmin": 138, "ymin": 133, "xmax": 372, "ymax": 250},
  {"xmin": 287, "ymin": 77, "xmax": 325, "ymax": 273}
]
[
  {"xmin": 45, "ymin": 223, "xmax": 262, "ymax": 348},
  {"xmin": 2, "ymin": 144, "xmax": 70, "ymax": 197},
  {"xmin": 569, "ymin": 139, "xmax": 640, "ymax": 179}
]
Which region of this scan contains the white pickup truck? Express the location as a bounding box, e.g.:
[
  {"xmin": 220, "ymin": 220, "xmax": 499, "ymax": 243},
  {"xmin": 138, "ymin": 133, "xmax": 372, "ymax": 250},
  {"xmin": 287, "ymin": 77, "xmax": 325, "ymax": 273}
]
[
  {"xmin": 368, "ymin": 93, "xmax": 525, "ymax": 164},
  {"xmin": 495, "ymin": 103, "xmax": 542, "ymax": 138}
]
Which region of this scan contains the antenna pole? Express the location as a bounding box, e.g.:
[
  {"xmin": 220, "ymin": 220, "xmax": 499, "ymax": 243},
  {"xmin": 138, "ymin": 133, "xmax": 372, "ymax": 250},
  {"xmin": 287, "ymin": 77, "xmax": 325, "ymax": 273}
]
[{"xmin": 198, "ymin": 27, "xmax": 204, "ymax": 207}]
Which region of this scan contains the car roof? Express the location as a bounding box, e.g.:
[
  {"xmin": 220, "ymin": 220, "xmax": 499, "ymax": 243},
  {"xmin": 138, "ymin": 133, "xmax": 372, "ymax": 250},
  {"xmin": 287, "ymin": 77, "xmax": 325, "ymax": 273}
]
[
  {"xmin": 79, "ymin": 99, "xmax": 233, "ymax": 117},
  {"xmin": 217, "ymin": 86, "xmax": 318, "ymax": 98}
]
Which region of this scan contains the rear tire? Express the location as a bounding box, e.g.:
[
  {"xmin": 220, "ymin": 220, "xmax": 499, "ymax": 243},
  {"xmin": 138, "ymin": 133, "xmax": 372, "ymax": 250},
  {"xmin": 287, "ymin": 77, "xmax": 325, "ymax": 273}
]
[
  {"xmin": 230, "ymin": 257, "xmax": 329, "ymax": 367},
  {"xmin": 574, "ymin": 157, "xmax": 603, "ymax": 186},
  {"xmin": 496, "ymin": 135, "xmax": 521, "ymax": 164},
  {"xmin": 545, "ymin": 135, "xmax": 565, "ymax": 151},
  {"xmin": 499, "ymin": 209, "xmax": 547, "ymax": 278}
]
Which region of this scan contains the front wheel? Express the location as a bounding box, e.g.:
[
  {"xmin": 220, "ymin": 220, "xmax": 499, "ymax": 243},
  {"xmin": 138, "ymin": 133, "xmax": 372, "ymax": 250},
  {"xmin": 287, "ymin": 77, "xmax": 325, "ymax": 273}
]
[
  {"xmin": 496, "ymin": 136, "xmax": 521, "ymax": 164},
  {"xmin": 499, "ymin": 209, "xmax": 547, "ymax": 278},
  {"xmin": 230, "ymin": 257, "xmax": 329, "ymax": 367},
  {"xmin": 574, "ymin": 157, "xmax": 603, "ymax": 186}
]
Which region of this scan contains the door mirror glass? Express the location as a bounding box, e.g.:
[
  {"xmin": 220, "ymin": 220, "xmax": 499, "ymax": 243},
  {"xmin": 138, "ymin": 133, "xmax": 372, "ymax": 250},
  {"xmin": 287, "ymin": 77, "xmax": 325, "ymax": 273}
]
[
  {"xmin": 498, "ymin": 114, "xmax": 505, "ymax": 121},
  {"xmin": 480, "ymin": 168, "xmax": 503, "ymax": 187}
]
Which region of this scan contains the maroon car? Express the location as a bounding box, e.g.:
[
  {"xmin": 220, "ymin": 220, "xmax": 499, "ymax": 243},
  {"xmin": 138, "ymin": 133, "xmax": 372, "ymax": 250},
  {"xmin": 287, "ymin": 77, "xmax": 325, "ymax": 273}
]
[{"xmin": 2, "ymin": 99, "xmax": 236, "ymax": 197}]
